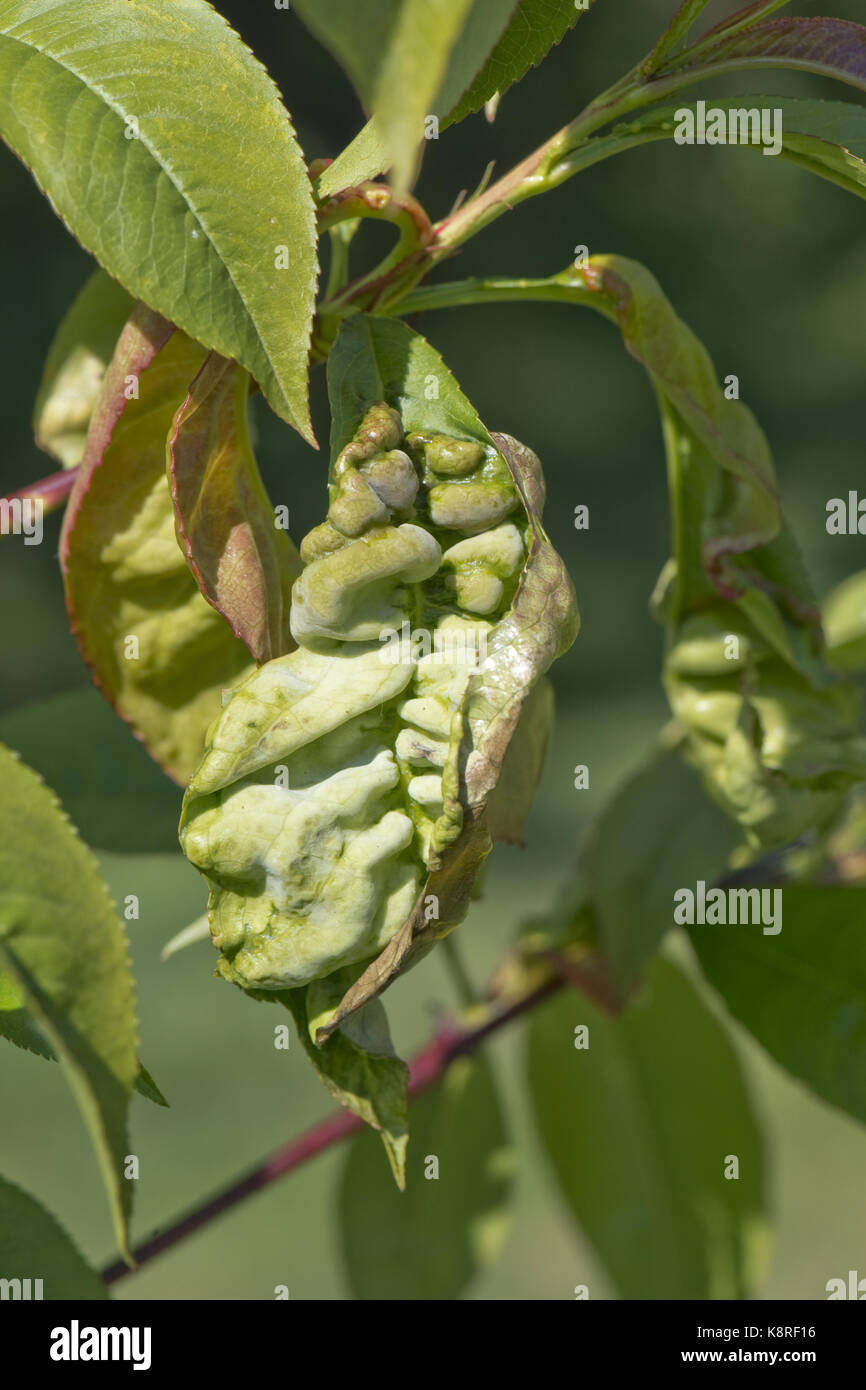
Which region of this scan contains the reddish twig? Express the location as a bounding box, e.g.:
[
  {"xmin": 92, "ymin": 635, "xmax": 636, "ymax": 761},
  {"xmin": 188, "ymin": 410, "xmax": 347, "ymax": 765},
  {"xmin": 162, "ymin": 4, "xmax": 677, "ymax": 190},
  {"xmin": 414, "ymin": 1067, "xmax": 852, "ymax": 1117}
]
[
  {"xmin": 1, "ymin": 466, "xmax": 79, "ymax": 515},
  {"xmin": 100, "ymin": 973, "xmax": 563, "ymax": 1286}
]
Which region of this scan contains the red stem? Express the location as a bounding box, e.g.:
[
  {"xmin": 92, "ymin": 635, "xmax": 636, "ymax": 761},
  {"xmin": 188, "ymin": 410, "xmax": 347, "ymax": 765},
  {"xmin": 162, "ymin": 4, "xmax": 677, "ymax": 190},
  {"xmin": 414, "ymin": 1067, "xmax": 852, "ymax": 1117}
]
[{"xmin": 100, "ymin": 975, "xmax": 563, "ymax": 1286}]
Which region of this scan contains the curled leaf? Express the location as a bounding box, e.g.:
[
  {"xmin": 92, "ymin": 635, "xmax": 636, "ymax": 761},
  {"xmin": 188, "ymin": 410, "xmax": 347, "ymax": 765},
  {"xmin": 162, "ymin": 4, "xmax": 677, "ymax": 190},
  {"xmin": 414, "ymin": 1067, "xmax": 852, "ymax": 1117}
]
[
  {"xmin": 179, "ymin": 318, "xmax": 577, "ymax": 1048},
  {"xmin": 168, "ymin": 352, "xmax": 301, "ymax": 663},
  {"xmin": 61, "ymin": 307, "xmax": 253, "ymax": 784}
]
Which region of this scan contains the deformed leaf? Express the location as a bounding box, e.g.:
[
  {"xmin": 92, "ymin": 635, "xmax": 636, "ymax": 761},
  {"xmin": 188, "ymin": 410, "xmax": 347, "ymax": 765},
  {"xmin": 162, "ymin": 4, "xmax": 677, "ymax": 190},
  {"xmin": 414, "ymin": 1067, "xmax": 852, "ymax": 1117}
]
[
  {"xmin": 179, "ymin": 316, "xmax": 577, "ymax": 1061},
  {"xmin": 0, "ymin": 1176, "xmax": 108, "ymax": 1300},
  {"xmin": 33, "ymin": 268, "xmax": 133, "ymax": 469},
  {"xmin": 0, "ymin": 0, "xmax": 318, "ymax": 437},
  {"xmin": 0, "ymin": 744, "xmax": 139, "ymax": 1261},
  {"xmin": 339, "ymin": 1053, "xmax": 514, "ymax": 1298},
  {"xmin": 528, "ymin": 957, "xmax": 770, "ymax": 1299},
  {"xmin": 61, "ymin": 307, "xmax": 253, "ymax": 785},
  {"xmin": 691, "ymin": 886, "xmax": 866, "ymax": 1125},
  {"xmin": 168, "ymin": 352, "xmax": 301, "ymax": 663}
]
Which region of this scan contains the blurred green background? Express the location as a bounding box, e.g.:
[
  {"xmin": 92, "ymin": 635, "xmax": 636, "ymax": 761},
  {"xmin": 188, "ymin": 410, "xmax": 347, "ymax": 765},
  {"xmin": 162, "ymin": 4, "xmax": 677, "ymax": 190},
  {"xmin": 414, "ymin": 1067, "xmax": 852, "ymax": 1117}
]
[{"xmin": 2, "ymin": 0, "xmax": 865, "ymax": 1299}]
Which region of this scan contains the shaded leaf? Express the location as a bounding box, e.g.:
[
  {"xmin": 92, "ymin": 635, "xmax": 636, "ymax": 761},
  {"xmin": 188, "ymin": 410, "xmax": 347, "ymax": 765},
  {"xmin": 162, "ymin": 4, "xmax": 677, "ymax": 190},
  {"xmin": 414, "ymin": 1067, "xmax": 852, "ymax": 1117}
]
[
  {"xmin": 60, "ymin": 307, "xmax": 253, "ymax": 785},
  {"xmin": 0, "ymin": 1176, "xmax": 108, "ymax": 1299},
  {"xmin": 596, "ymin": 98, "xmax": 866, "ymax": 204},
  {"xmin": 0, "ymin": 0, "xmax": 317, "ymax": 436},
  {"xmin": 339, "ymin": 1054, "xmax": 513, "ymax": 1298},
  {"xmin": 655, "ymin": 16, "xmax": 866, "ymax": 95},
  {"xmin": 691, "ymin": 886, "xmax": 866, "ymax": 1125},
  {"xmin": 446, "ymin": 0, "xmax": 593, "ymax": 127},
  {"xmin": 0, "ymin": 744, "xmax": 139, "ymax": 1261},
  {"xmin": 528, "ymin": 957, "xmax": 769, "ymax": 1299},
  {"xmin": 169, "ymin": 353, "xmax": 301, "ymax": 663},
  {"xmin": 0, "ymin": 970, "xmax": 167, "ymax": 1107},
  {"xmin": 33, "ymin": 268, "xmax": 133, "ymax": 469},
  {"xmin": 587, "ymin": 750, "xmax": 741, "ymax": 1002},
  {"xmin": 295, "ymin": 0, "xmax": 476, "ymax": 190}
]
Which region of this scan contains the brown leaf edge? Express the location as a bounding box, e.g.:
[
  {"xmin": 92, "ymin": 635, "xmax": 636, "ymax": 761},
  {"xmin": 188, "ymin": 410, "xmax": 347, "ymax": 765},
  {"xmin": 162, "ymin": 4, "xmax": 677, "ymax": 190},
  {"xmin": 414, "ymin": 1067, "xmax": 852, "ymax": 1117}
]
[{"xmin": 167, "ymin": 351, "xmax": 302, "ymax": 663}]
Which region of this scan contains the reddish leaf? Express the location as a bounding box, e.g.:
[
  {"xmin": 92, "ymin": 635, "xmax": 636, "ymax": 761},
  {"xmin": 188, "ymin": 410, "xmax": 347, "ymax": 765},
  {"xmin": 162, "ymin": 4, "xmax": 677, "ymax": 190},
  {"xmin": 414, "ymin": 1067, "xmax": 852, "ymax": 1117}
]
[{"xmin": 168, "ymin": 354, "xmax": 301, "ymax": 663}]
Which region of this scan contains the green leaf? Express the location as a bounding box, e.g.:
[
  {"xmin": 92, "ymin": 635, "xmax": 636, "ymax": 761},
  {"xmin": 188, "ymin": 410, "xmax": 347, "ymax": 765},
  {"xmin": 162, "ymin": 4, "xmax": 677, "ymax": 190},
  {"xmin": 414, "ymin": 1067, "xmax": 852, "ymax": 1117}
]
[
  {"xmin": 0, "ymin": 1176, "xmax": 109, "ymax": 1299},
  {"xmin": 528, "ymin": 957, "xmax": 770, "ymax": 1299},
  {"xmin": 295, "ymin": 0, "xmax": 476, "ymax": 190},
  {"xmin": 60, "ymin": 308, "xmax": 254, "ymax": 785},
  {"xmin": 314, "ymin": 120, "xmax": 389, "ymax": 199},
  {"xmin": 823, "ymin": 570, "xmax": 866, "ymax": 674},
  {"xmin": 599, "ymin": 98, "xmax": 866, "ymax": 204},
  {"xmin": 277, "ymin": 977, "xmax": 409, "ymax": 1186},
  {"xmin": 0, "ymin": 744, "xmax": 139, "ymax": 1261},
  {"xmin": 33, "ymin": 268, "xmax": 134, "ymax": 469},
  {"xmin": 0, "ymin": 689, "xmax": 181, "ymax": 853},
  {"xmin": 0, "ymin": 968, "xmax": 167, "ymax": 1107},
  {"xmin": 691, "ymin": 886, "xmax": 866, "ymax": 1125},
  {"xmin": 168, "ymin": 353, "xmax": 301, "ymax": 663},
  {"xmin": 446, "ymin": 0, "xmax": 593, "ymax": 127},
  {"xmin": 0, "ymin": 0, "xmax": 317, "ymax": 437},
  {"xmin": 643, "ymin": 0, "xmax": 718, "ymax": 73},
  {"xmin": 587, "ymin": 750, "xmax": 741, "ymax": 1002},
  {"xmin": 339, "ymin": 1054, "xmax": 514, "ymax": 1298},
  {"xmin": 433, "ymin": 0, "xmax": 520, "ymax": 123}
]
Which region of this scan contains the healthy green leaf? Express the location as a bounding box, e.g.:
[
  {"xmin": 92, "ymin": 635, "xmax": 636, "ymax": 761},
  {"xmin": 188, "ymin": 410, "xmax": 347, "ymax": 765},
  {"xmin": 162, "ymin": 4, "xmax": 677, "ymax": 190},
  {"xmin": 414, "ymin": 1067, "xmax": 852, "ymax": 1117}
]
[
  {"xmin": 0, "ymin": 967, "xmax": 167, "ymax": 1107},
  {"xmin": 295, "ymin": 0, "xmax": 476, "ymax": 190},
  {"xmin": 587, "ymin": 749, "xmax": 741, "ymax": 1002},
  {"xmin": 0, "ymin": 744, "xmax": 139, "ymax": 1261},
  {"xmin": 314, "ymin": 120, "xmax": 389, "ymax": 199},
  {"xmin": 0, "ymin": 0, "xmax": 317, "ymax": 437},
  {"xmin": 0, "ymin": 689, "xmax": 181, "ymax": 853},
  {"xmin": 823, "ymin": 570, "xmax": 866, "ymax": 674},
  {"xmin": 61, "ymin": 308, "xmax": 253, "ymax": 786},
  {"xmin": 643, "ymin": 0, "xmax": 719, "ymax": 73},
  {"xmin": 0, "ymin": 1176, "xmax": 109, "ymax": 1299},
  {"xmin": 691, "ymin": 886, "xmax": 866, "ymax": 1125},
  {"xmin": 433, "ymin": 0, "xmax": 520, "ymax": 122},
  {"xmin": 339, "ymin": 1054, "xmax": 514, "ymax": 1298},
  {"xmin": 169, "ymin": 353, "xmax": 301, "ymax": 663},
  {"xmin": 33, "ymin": 268, "xmax": 133, "ymax": 469},
  {"xmin": 528, "ymin": 957, "xmax": 770, "ymax": 1299},
  {"xmin": 596, "ymin": 98, "xmax": 866, "ymax": 204},
  {"xmin": 446, "ymin": 0, "xmax": 593, "ymax": 127},
  {"xmin": 277, "ymin": 977, "xmax": 409, "ymax": 1186}
]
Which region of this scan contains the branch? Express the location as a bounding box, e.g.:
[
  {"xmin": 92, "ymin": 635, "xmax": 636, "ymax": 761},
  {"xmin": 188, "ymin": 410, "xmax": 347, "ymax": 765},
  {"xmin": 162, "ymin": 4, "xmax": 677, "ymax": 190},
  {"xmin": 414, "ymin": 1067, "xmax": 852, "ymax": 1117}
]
[{"xmin": 100, "ymin": 973, "xmax": 564, "ymax": 1286}]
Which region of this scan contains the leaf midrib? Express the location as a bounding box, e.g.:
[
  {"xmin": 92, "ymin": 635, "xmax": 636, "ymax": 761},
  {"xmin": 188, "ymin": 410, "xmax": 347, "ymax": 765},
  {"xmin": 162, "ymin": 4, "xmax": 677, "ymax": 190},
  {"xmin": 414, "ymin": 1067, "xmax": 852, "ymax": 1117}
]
[{"xmin": 1, "ymin": 27, "xmax": 295, "ymax": 404}]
